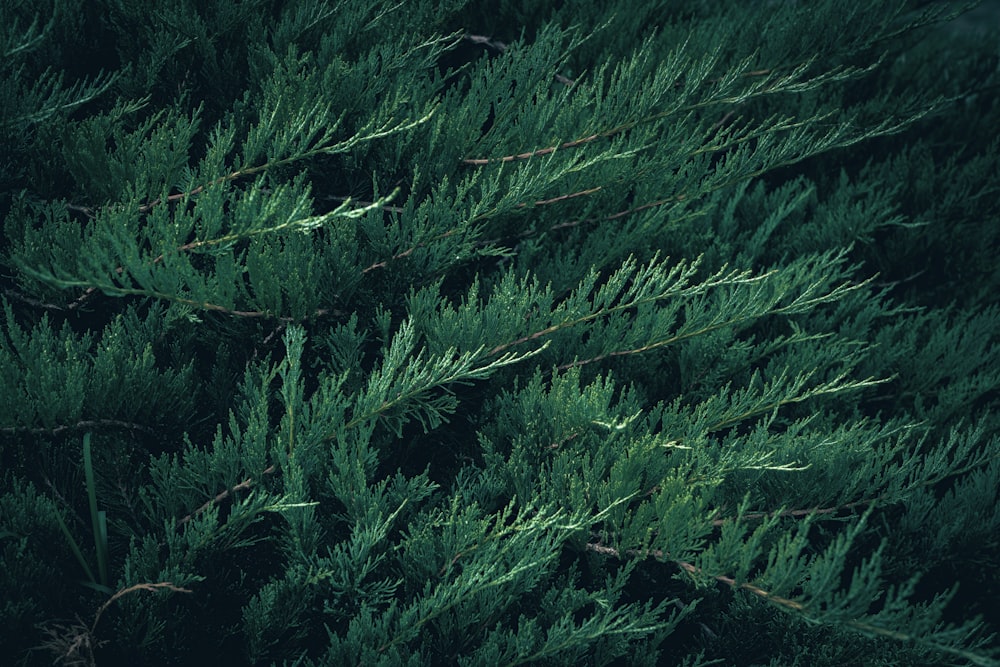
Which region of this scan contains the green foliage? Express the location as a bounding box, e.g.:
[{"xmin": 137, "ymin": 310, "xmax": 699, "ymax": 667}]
[{"xmin": 1, "ymin": 0, "xmax": 998, "ymax": 665}]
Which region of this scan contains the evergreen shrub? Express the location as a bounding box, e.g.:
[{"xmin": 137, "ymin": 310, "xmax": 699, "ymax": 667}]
[{"xmin": 1, "ymin": 1, "xmax": 998, "ymax": 665}]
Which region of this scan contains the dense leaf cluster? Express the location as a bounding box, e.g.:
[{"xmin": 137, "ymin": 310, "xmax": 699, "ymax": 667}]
[{"xmin": 1, "ymin": 1, "xmax": 998, "ymax": 665}]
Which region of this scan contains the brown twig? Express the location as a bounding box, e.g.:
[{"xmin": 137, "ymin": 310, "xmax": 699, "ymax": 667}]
[
  {"xmin": 36, "ymin": 582, "xmax": 192, "ymax": 667},
  {"xmin": 462, "ymin": 133, "xmax": 601, "ymax": 165},
  {"xmin": 0, "ymin": 419, "xmax": 160, "ymax": 438},
  {"xmin": 586, "ymin": 541, "xmax": 806, "ymax": 611},
  {"xmin": 92, "ymin": 582, "xmax": 192, "ymax": 632},
  {"xmin": 176, "ymin": 464, "xmax": 276, "ymax": 527},
  {"xmin": 459, "ymin": 64, "xmax": 780, "ymax": 166},
  {"xmin": 710, "ymin": 500, "xmax": 874, "ymax": 526},
  {"xmin": 361, "ymin": 227, "xmax": 462, "ymax": 273},
  {"xmin": 3, "ymin": 286, "xmax": 88, "ymax": 312},
  {"xmin": 359, "ymin": 185, "xmax": 607, "ymax": 274}
]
